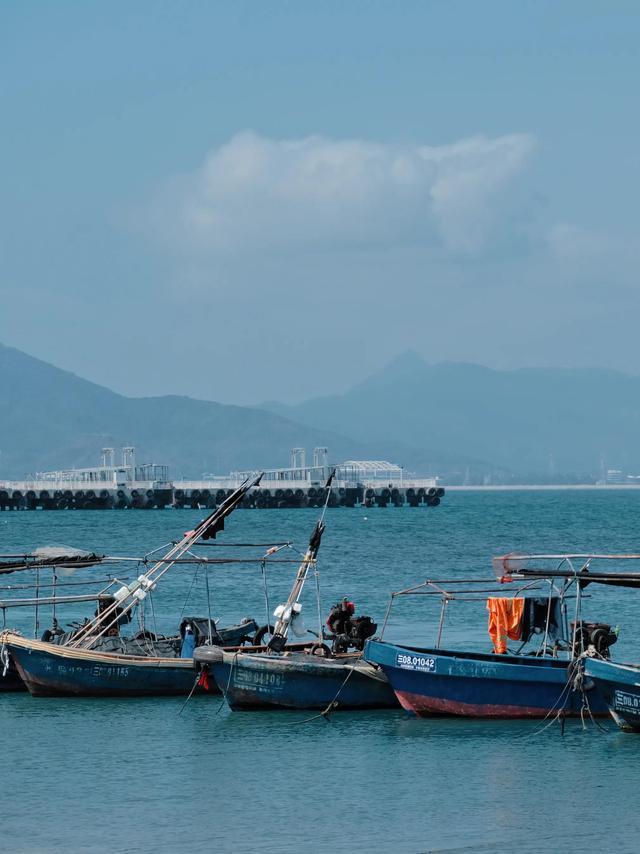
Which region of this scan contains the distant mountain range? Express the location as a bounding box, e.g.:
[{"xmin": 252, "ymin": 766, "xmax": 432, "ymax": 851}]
[
  {"xmin": 0, "ymin": 344, "xmax": 361, "ymax": 479},
  {"xmin": 1, "ymin": 343, "xmax": 638, "ymax": 482},
  {"xmin": 262, "ymin": 351, "xmax": 640, "ymax": 480}
]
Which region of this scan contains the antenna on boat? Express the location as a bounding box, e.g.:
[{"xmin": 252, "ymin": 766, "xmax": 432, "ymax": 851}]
[
  {"xmin": 67, "ymin": 473, "xmax": 263, "ymax": 649},
  {"xmin": 267, "ymin": 468, "xmax": 336, "ymax": 652}
]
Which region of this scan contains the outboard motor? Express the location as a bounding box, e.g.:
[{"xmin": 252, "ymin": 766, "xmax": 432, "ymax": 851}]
[
  {"xmin": 349, "ymin": 616, "xmax": 378, "ymax": 650},
  {"xmin": 572, "ymin": 621, "xmax": 618, "ymax": 659},
  {"xmin": 332, "ymin": 615, "xmax": 378, "ymax": 653}
]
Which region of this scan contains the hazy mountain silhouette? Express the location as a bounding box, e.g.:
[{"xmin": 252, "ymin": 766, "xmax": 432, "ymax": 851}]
[
  {"xmin": 0, "ymin": 344, "xmax": 365, "ymax": 478},
  {"xmin": 263, "ymin": 352, "xmax": 640, "ymax": 478},
  {"xmin": 4, "ymin": 344, "xmax": 634, "ymax": 482}
]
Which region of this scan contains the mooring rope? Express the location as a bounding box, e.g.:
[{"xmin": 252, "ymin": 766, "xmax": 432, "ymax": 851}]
[
  {"xmin": 291, "ymin": 662, "xmax": 357, "ymax": 725},
  {"xmin": 215, "ymin": 651, "xmax": 240, "ymax": 716},
  {"xmin": 523, "ymin": 664, "xmax": 578, "ymax": 739},
  {"xmin": 177, "ymin": 673, "xmax": 202, "ymax": 716}
]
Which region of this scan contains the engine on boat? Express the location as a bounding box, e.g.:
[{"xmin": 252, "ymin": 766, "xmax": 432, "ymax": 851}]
[
  {"xmin": 572, "ymin": 621, "xmax": 618, "ymax": 659},
  {"xmin": 332, "ymin": 615, "xmax": 378, "ymax": 654}
]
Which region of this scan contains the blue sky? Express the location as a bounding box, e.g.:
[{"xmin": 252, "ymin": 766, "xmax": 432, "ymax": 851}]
[{"xmin": 1, "ymin": 1, "xmax": 639, "ymax": 402}]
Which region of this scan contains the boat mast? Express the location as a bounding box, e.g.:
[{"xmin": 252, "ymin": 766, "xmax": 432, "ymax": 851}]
[
  {"xmin": 268, "ymin": 469, "xmax": 335, "ymax": 652},
  {"xmin": 68, "ymin": 473, "xmax": 262, "ymax": 649}
]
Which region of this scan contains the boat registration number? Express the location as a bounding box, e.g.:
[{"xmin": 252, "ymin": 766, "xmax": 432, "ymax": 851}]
[
  {"xmin": 395, "ymin": 653, "xmax": 436, "ymax": 673},
  {"xmin": 233, "ymin": 668, "xmax": 284, "ymax": 691},
  {"xmin": 613, "ymin": 690, "xmax": 640, "ymax": 715}
]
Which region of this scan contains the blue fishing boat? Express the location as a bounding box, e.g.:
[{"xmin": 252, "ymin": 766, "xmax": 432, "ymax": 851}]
[
  {"xmin": 5, "ymin": 633, "xmax": 204, "ymax": 697},
  {"xmin": 1, "ymin": 476, "xmax": 266, "ymax": 698},
  {"xmin": 0, "ymin": 547, "xmax": 117, "ymax": 692},
  {"xmin": 364, "ymin": 639, "xmax": 603, "ymax": 717},
  {"xmin": 2, "ymin": 616, "xmax": 260, "ymax": 697},
  {"xmin": 195, "ymin": 646, "xmax": 396, "ymax": 710},
  {"xmin": 196, "ymin": 470, "xmax": 397, "ymax": 711},
  {"xmin": 0, "ymin": 653, "xmax": 26, "ymax": 692},
  {"xmin": 584, "ymin": 658, "xmax": 640, "ymax": 732},
  {"xmin": 364, "ymin": 555, "xmax": 633, "ymax": 719}
]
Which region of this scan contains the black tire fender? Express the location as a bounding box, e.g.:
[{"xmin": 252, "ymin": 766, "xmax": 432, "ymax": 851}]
[
  {"xmin": 306, "ymin": 642, "xmax": 332, "ymax": 658},
  {"xmin": 253, "ymin": 624, "xmax": 275, "ymax": 646}
]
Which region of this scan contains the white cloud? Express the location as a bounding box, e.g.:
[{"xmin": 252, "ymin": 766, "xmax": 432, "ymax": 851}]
[{"xmin": 150, "ymin": 130, "xmax": 535, "ymax": 255}]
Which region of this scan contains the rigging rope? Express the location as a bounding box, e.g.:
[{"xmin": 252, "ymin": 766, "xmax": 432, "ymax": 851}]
[
  {"xmin": 204, "ymin": 563, "xmax": 213, "ymax": 644},
  {"xmin": 148, "ymin": 591, "xmax": 159, "ymax": 640},
  {"xmin": 178, "ymin": 565, "xmax": 200, "ymax": 624}
]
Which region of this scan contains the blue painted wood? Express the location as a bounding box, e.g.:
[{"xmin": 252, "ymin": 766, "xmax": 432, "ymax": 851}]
[
  {"xmin": 0, "ymin": 663, "xmax": 26, "ymax": 692},
  {"xmin": 210, "ymin": 651, "xmax": 397, "ymax": 710},
  {"xmin": 6, "ymin": 638, "xmax": 214, "ymax": 697},
  {"xmin": 364, "ymin": 639, "xmax": 608, "ymax": 718},
  {"xmin": 584, "ymin": 658, "xmax": 640, "ymax": 732}
]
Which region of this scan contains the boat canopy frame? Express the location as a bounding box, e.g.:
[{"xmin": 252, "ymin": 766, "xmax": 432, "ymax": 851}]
[
  {"xmin": 379, "ymin": 575, "xmax": 574, "ymax": 655},
  {"xmin": 380, "ymin": 553, "xmax": 640, "ymax": 659}
]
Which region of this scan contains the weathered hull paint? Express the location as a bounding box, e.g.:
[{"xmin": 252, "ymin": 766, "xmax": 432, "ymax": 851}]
[
  {"xmin": 584, "ymin": 658, "xmax": 640, "ymax": 732},
  {"xmin": 395, "ymin": 690, "xmax": 550, "ymax": 718},
  {"xmin": 4, "ymin": 635, "xmax": 217, "ymax": 697},
  {"xmin": 0, "ymin": 664, "xmax": 26, "ymax": 692},
  {"xmin": 211, "ymin": 652, "xmax": 398, "ymax": 711},
  {"xmin": 364, "ymin": 639, "xmax": 608, "ymax": 719}
]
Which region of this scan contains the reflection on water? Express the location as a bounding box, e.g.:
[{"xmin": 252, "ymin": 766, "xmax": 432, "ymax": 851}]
[{"xmin": 2, "ymin": 492, "xmax": 640, "ymax": 851}]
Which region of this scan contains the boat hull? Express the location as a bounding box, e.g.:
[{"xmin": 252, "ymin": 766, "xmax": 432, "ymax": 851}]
[
  {"xmin": 0, "ymin": 663, "xmax": 27, "ymax": 692},
  {"xmin": 206, "ymin": 650, "xmax": 398, "ymax": 711},
  {"xmin": 4, "ymin": 634, "xmax": 217, "ymax": 697},
  {"xmin": 583, "ymin": 658, "xmax": 640, "ymax": 732},
  {"xmin": 364, "ymin": 639, "xmax": 607, "ymax": 719}
]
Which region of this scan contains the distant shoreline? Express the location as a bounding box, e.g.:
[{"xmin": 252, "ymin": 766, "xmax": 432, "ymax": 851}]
[{"xmin": 447, "ymin": 484, "xmax": 640, "ymax": 491}]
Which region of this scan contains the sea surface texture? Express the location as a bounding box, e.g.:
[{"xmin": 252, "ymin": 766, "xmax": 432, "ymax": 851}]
[{"xmin": 1, "ymin": 491, "xmax": 640, "ymax": 853}]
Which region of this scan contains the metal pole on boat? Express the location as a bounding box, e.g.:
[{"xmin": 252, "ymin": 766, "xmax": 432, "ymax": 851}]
[
  {"xmin": 379, "ymin": 594, "xmax": 395, "ymax": 640},
  {"xmin": 540, "ymin": 580, "xmax": 553, "ymax": 655},
  {"xmin": 436, "ymin": 597, "xmax": 449, "ymax": 649},
  {"xmin": 34, "ymin": 567, "xmax": 40, "ymax": 639},
  {"xmin": 52, "ymin": 569, "xmax": 58, "ymax": 631},
  {"xmin": 268, "ymin": 469, "xmax": 336, "ymax": 650},
  {"xmin": 569, "ymin": 560, "xmax": 583, "ymax": 660},
  {"xmin": 204, "ymin": 563, "xmax": 213, "ymax": 644},
  {"xmin": 314, "ymin": 562, "xmax": 323, "ymax": 643}
]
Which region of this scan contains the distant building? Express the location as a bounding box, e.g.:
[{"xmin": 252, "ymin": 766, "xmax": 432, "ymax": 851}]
[
  {"xmin": 31, "ymin": 447, "xmax": 169, "ymax": 486},
  {"xmin": 600, "ymin": 469, "xmax": 640, "ymax": 485}
]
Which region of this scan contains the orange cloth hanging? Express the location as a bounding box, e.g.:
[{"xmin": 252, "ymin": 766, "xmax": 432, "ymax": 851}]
[{"xmin": 487, "ymin": 597, "xmax": 525, "ymax": 654}]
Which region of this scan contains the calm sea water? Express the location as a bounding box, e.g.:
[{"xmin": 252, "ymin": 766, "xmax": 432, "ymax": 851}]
[{"xmin": 1, "ymin": 491, "xmax": 640, "ymax": 853}]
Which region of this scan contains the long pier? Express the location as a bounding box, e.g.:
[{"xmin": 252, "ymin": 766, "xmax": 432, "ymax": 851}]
[
  {"xmin": 0, "ymin": 478, "xmax": 444, "ymax": 510},
  {"xmin": 0, "ymin": 450, "xmax": 444, "ymax": 510}
]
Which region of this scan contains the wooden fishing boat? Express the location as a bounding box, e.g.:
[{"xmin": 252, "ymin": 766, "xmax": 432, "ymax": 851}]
[
  {"xmin": 0, "ymin": 475, "xmax": 264, "ymax": 698},
  {"xmin": 4, "ymin": 633, "xmax": 207, "ymax": 697},
  {"xmin": 583, "ymin": 658, "xmax": 640, "ymax": 732},
  {"xmin": 196, "ymin": 471, "xmax": 398, "ymax": 711},
  {"xmin": 0, "ymin": 655, "xmax": 26, "ymax": 692},
  {"xmin": 2, "ymin": 616, "xmax": 261, "ymax": 697},
  {"xmin": 0, "ymin": 549, "xmax": 120, "ymax": 692},
  {"xmin": 364, "ymin": 554, "xmax": 637, "ymax": 719},
  {"xmin": 364, "ymin": 639, "xmax": 604, "ymax": 717},
  {"xmin": 195, "ymin": 646, "xmax": 396, "ymax": 710},
  {"xmin": 0, "ymin": 578, "xmax": 142, "ymax": 693}
]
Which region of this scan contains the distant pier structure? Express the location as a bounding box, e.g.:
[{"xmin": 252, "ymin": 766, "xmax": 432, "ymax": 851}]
[
  {"xmin": 0, "ymin": 447, "xmax": 444, "ymax": 510},
  {"xmin": 0, "ymin": 447, "xmax": 173, "ymax": 511}
]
